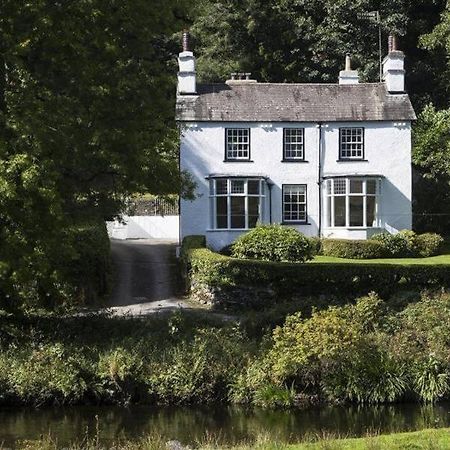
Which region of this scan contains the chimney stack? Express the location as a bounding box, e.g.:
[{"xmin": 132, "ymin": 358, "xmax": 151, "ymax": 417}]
[
  {"xmin": 383, "ymin": 34, "xmax": 405, "ymax": 93},
  {"xmin": 177, "ymin": 30, "xmax": 196, "ymax": 95},
  {"xmin": 338, "ymin": 55, "xmax": 359, "ymax": 85}
]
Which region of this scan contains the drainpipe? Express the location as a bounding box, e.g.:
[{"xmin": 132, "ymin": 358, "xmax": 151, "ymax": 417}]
[
  {"xmin": 267, "ymin": 180, "xmax": 274, "ymax": 224},
  {"xmin": 317, "ymin": 123, "xmax": 323, "ymax": 237}
]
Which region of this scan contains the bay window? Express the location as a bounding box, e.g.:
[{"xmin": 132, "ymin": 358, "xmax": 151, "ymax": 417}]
[
  {"xmin": 326, "ymin": 177, "xmax": 381, "ymax": 228},
  {"xmin": 209, "ymin": 178, "xmax": 265, "ymax": 230}
]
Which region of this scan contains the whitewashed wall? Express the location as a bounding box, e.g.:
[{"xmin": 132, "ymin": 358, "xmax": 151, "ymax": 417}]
[
  {"xmin": 107, "ymin": 216, "xmax": 179, "ymax": 240},
  {"xmin": 180, "ymin": 121, "xmax": 412, "ymax": 250}
]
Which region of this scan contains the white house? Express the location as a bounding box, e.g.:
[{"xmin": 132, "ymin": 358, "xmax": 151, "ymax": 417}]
[{"xmin": 176, "ymin": 33, "xmax": 416, "ymax": 251}]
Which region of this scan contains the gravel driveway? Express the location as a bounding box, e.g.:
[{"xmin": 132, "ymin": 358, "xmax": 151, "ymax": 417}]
[{"xmin": 108, "ymin": 239, "xmax": 191, "ymax": 315}]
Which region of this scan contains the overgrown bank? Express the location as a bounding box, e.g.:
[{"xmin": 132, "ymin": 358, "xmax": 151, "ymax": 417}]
[{"xmin": 1, "ymin": 291, "xmax": 450, "ymax": 407}]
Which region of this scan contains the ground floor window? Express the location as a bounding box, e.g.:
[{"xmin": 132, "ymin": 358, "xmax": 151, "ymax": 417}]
[
  {"xmin": 209, "ymin": 178, "xmax": 265, "ymax": 230},
  {"xmin": 325, "ymin": 177, "xmax": 381, "ymax": 228},
  {"xmin": 283, "ymin": 184, "xmax": 307, "ymax": 223}
]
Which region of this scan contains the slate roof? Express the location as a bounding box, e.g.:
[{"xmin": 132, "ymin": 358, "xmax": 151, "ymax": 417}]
[{"xmin": 176, "ymin": 82, "xmax": 416, "ymax": 122}]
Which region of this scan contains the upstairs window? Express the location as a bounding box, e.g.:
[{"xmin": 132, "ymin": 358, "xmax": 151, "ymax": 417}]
[
  {"xmin": 283, "ymin": 128, "xmax": 305, "ymax": 160},
  {"xmin": 339, "ymin": 127, "xmax": 364, "ymax": 160},
  {"xmin": 225, "ymin": 128, "xmax": 250, "ymax": 161},
  {"xmin": 209, "ymin": 178, "xmax": 265, "ymax": 230}
]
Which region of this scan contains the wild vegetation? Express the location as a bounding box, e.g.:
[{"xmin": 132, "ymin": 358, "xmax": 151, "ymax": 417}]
[{"xmin": 0, "ymin": 290, "xmax": 449, "ymax": 408}]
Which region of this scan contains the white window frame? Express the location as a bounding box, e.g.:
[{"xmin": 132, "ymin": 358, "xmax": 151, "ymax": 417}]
[
  {"xmin": 339, "ymin": 127, "xmax": 364, "ymax": 160},
  {"xmin": 225, "ymin": 128, "xmax": 251, "ymax": 161},
  {"xmin": 325, "ymin": 177, "xmax": 381, "ymax": 228},
  {"xmin": 282, "ymin": 184, "xmax": 307, "ymax": 223},
  {"xmin": 283, "ymin": 128, "xmax": 305, "ymax": 160},
  {"xmin": 209, "ymin": 178, "xmax": 265, "ymax": 230}
]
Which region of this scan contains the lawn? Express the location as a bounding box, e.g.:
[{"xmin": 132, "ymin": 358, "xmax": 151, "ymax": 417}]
[
  {"xmin": 286, "ymin": 428, "xmax": 450, "ymax": 450},
  {"xmin": 312, "ymin": 241, "xmax": 450, "ymax": 265},
  {"xmin": 312, "ymin": 253, "xmax": 450, "ymax": 264}
]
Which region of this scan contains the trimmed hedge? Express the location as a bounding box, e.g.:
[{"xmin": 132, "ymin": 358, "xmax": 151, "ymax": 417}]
[
  {"xmin": 182, "ymin": 236, "xmax": 450, "ymax": 308},
  {"xmin": 321, "ymin": 239, "xmax": 386, "ymax": 259}
]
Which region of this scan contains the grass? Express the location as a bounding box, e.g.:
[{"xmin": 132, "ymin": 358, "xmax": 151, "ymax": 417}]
[
  {"xmin": 13, "ymin": 428, "xmax": 450, "ymax": 449},
  {"xmin": 311, "ymin": 241, "xmax": 450, "ymax": 265},
  {"xmin": 312, "ymin": 253, "xmax": 450, "ymax": 264}
]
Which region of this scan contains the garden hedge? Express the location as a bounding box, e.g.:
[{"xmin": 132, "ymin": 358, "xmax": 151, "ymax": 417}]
[
  {"xmin": 321, "ymin": 239, "xmax": 386, "ymax": 259},
  {"xmin": 182, "ymin": 236, "xmax": 450, "ymax": 308}
]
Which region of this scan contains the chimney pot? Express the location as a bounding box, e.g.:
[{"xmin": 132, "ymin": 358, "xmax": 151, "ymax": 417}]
[
  {"xmin": 345, "ymin": 55, "xmax": 351, "ymax": 71},
  {"xmin": 182, "ymin": 30, "xmax": 190, "ymax": 52},
  {"xmin": 388, "ymin": 34, "xmax": 399, "ymax": 53}
]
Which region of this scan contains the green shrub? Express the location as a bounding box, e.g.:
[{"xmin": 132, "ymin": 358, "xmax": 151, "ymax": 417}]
[
  {"xmin": 231, "ymin": 225, "xmax": 315, "ymax": 262},
  {"xmin": 372, "ymin": 230, "xmax": 444, "ymax": 258},
  {"xmin": 415, "ymin": 233, "xmax": 444, "ymax": 257},
  {"xmin": 321, "ymin": 239, "xmax": 386, "ymax": 259}
]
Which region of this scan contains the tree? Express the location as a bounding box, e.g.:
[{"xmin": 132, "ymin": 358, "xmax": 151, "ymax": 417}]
[
  {"xmin": 412, "ymin": 105, "xmax": 450, "ymax": 234},
  {"xmin": 191, "ymin": 0, "xmax": 447, "ymax": 109},
  {"xmin": 0, "ymin": 1, "xmax": 191, "ymax": 305}
]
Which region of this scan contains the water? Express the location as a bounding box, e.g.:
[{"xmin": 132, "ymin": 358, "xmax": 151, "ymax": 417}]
[{"xmin": 0, "ymin": 403, "xmax": 450, "ymax": 447}]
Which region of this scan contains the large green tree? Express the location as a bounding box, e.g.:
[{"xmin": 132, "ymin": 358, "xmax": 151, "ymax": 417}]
[
  {"xmin": 0, "ymin": 1, "xmax": 190, "ymax": 304},
  {"xmin": 191, "ymin": 0, "xmax": 447, "ymax": 109}
]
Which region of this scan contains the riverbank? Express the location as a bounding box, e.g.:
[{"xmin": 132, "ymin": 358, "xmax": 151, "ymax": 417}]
[
  {"xmin": 14, "ymin": 427, "xmax": 450, "ymax": 449},
  {"xmin": 0, "ymin": 290, "xmax": 449, "ymax": 407}
]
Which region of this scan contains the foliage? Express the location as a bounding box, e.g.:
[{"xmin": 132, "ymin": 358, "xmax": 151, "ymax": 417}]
[
  {"xmin": 0, "ymin": 221, "xmax": 111, "ymax": 309},
  {"xmin": 412, "ymin": 105, "xmax": 450, "ymax": 234},
  {"xmin": 321, "ymin": 239, "xmax": 386, "ymax": 259},
  {"xmin": 182, "ymin": 236, "xmax": 450, "ymax": 307},
  {"xmin": 372, "ymin": 230, "xmax": 443, "ymax": 258},
  {"xmin": 0, "ymin": 1, "xmax": 192, "ymax": 308},
  {"xmin": 231, "ymin": 225, "xmax": 316, "ymax": 263},
  {"xmin": 0, "ymin": 292, "xmax": 450, "ymax": 408},
  {"xmin": 191, "ymin": 0, "xmax": 448, "ymax": 109}
]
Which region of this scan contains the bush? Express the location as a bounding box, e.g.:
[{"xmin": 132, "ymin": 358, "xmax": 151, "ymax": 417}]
[
  {"xmin": 321, "ymin": 239, "xmax": 386, "ymax": 259},
  {"xmin": 231, "ymin": 225, "xmax": 315, "ymax": 263},
  {"xmin": 415, "ymin": 233, "xmax": 444, "ymax": 257},
  {"xmin": 372, "ymin": 230, "xmax": 444, "ymax": 258}
]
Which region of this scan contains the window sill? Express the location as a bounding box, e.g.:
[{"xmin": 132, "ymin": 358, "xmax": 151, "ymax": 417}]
[
  {"xmin": 282, "ymin": 222, "xmax": 311, "ymax": 225},
  {"xmin": 223, "ymin": 159, "xmax": 254, "ymax": 163},
  {"xmin": 336, "ymin": 159, "xmax": 368, "ymax": 162},
  {"xmin": 324, "ymin": 226, "xmax": 382, "ymax": 230},
  {"xmin": 281, "ymin": 160, "xmax": 309, "ymax": 163},
  {"xmin": 207, "ymin": 228, "xmax": 253, "ymax": 232}
]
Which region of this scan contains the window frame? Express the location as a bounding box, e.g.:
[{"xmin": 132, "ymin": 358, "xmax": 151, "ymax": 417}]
[
  {"xmin": 282, "ymin": 184, "xmax": 308, "ymax": 224},
  {"xmin": 209, "ymin": 178, "xmax": 265, "ymax": 230},
  {"xmin": 224, "ymin": 128, "xmax": 251, "ymax": 162},
  {"xmin": 339, "ymin": 127, "xmax": 365, "ymax": 161},
  {"xmin": 282, "ymin": 128, "xmax": 305, "ymax": 162},
  {"xmin": 325, "ymin": 177, "xmax": 381, "ymax": 229}
]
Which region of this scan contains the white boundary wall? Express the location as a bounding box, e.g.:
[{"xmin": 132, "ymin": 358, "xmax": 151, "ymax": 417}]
[{"xmin": 107, "ymin": 215, "xmax": 179, "ymax": 240}]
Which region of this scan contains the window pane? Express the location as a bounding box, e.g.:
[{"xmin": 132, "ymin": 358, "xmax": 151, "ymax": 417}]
[
  {"xmin": 248, "ymin": 180, "xmax": 260, "ymax": 195},
  {"xmin": 231, "ymin": 180, "xmax": 245, "ymax": 194},
  {"xmin": 327, "ymin": 196, "xmax": 332, "ymax": 227},
  {"xmin": 334, "ymin": 179, "xmax": 346, "ymax": 195},
  {"xmin": 216, "ymin": 197, "xmax": 228, "ymax": 228},
  {"xmin": 366, "ymin": 196, "xmax": 376, "ymax": 227},
  {"xmin": 334, "ymin": 197, "xmax": 346, "ymax": 227},
  {"xmin": 350, "ymin": 179, "xmax": 363, "ymax": 193},
  {"xmin": 349, "ymin": 196, "xmax": 364, "ymax": 226},
  {"xmin": 230, "ymin": 197, "xmax": 245, "ymax": 228},
  {"xmin": 367, "ymin": 180, "xmax": 377, "ymax": 195},
  {"xmin": 248, "ymin": 197, "xmax": 260, "ymax": 228},
  {"xmin": 216, "ymin": 179, "xmax": 228, "ymax": 194}
]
